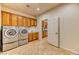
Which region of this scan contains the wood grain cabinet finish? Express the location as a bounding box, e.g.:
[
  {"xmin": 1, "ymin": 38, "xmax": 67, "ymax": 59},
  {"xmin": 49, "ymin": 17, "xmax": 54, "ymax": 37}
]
[
  {"xmin": 11, "ymin": 14, "xmax": 18, "ymax": 26},
  {"xmin": 2, "ymin": 12, "xmax": 11, "ymax": 26},
  {"xmin": 18, "ymin": 16, "xmax": 23, "ymax": 26},
  {"xmin": 27, "ymin": 18, "xmax": 31, "ymax": 27},
  {"xmin": 28, "ymin": 32, "xmax": 33, "ymax": 42},
  {"xmin": 28, "ymin": 32, "xmax": 39, "ymax": 42},
  {"xmin": 31, "ymin": 19, "xmax": 34, "ymax": 26},
  {"xmin": 45, "ymin": 21, "xmax": 47, "ymax": 28},
  {"xmin": 23, "ymin": 17, "xmax": 27, "ymax": 26},
  {"xmin": 33, "ymin": 32, "xmax": 39, "ymax": 40},
  {"xmin": 42, "ymin": 30, "xmax": 47, "ymax": 38},
  {"xmin": 34, "ymin": 19, "xmax": 37, "ymax": 27},
  {"xmin": 2, "ymin": 11, "xmax": 37, "ymax": 27},
  {"xmin": 25, "ymin": 18, "xmax": 28, "ymax": 26},
  {"xmin": 42, "ymin": 20, "xmax": 48, "ymax": 38},
  {"xmin": 42, "ymin": 20, "xmax": 47, "ymax": 29}
]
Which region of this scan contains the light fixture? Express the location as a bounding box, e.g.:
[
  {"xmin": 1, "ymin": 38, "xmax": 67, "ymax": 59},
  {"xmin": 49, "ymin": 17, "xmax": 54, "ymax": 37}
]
[{"xmin": 37, "ymin": 8, "xmax": 40, "ymax": 11}]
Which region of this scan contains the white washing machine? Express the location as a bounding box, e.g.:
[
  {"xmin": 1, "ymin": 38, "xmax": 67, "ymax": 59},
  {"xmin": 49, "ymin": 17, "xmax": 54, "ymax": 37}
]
[
  {"xmin": 2, "ymin": 26, "xmax": 18, "ymax": 51},
  {"xmin": 18, "ymin": 26, "xmax": 28, "ymax": 46}
]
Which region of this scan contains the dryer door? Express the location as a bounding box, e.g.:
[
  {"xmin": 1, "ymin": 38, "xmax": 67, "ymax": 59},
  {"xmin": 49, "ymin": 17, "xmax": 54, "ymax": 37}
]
[
  {"xmin": 20, "ymin": 29, "xmax": 28, "ymax": 37},
  {"xmin": 4, "ymin": 29, "xmax": 17, "ymax": 39}
]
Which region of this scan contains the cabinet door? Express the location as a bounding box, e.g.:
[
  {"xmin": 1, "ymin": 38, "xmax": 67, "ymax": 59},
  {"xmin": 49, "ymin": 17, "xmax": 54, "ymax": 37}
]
[
  {"xmin": 33, "ymin": 32, "xmax": 36, "ymax": 40},
  {"xmin": 35, "ymin": 32, "xmax": 38, "ymax": 40},
  {"xmin": 2, "ymin": 12, "xmax": 11, "ymax": 26},
  {"xmin": 18, "ymin": 16, "xmax": 23, "ymax": 26},
  {"xmin": 31, "ymin": 19, "xmax": 34, "ymax": 26},
  {"xmin": 11, "ymin": 14, "xmax": 18, "ymax": 26},
  {"xmin": 42, "ymin": 31, "xmax": 44, "ymax": 38},
  {"xmin": 33, "ymin": 32, "xmax": 38, "ymax": 40},
  {"xmin": 45, "ymin": 21, "xmax": 47, "ymax": 28},
  {"xmin": 42, "ymin": 21, "xmax": 44, "ymax": 27},
  {"xmin": 34, "ymin": 19, "xmax": 37, "ymax": 27},
  {"xmin": 28, "ymin": 33, "xmax": 33, "ymax": 42},
  {"xmin": 25, "ymin": 18, "xmax": 28, "ymax": 26},
  {"xmin": 23, "ymin": 17, "xmax": 26, "ymax": 26},
  {"xmin": 27, "ymin": 18, "xmax": 31, "ymax": 27}
]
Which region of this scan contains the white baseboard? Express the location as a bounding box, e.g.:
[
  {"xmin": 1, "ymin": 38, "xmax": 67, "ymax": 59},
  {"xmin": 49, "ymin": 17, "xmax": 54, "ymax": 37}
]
[{"xmin": 61, "ymin": 46, "xmax": 79, "ymax": 55}]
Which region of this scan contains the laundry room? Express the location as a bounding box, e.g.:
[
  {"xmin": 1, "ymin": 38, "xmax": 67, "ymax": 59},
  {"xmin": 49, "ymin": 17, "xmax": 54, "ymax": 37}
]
[{"xmin": 0, "ymin": 3, "xmax": 79, "ymax": 55}]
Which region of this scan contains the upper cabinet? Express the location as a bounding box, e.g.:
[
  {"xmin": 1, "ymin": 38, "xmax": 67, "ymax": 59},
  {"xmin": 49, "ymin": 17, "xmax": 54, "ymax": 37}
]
[
  {"xmin": 18, "ymin": 16, "xmax": 23, "ymax": 26},
  {"xmin": 34, "ymin": 19, "xmax": 37, "ymax": 27},
  {"xmin": 2, "ymin": 11, "xmax": 11, "ymax": 26},
  {"xmin": 27, "ymin": 18, "xmax": 31, "ymax": 27},
  {"xmin": 1, "ymin": 11, "xmax": 37, "ymax": 27},
  {"xmin": 31, "ymin": 19, "xmax": 37, "ymax": 27},
  {"xmin": 34, "ymin": 19, "xmax": 37, "ymax": 26},
  {"xmin": 31, "ymin": 19, "xmax": 34, "ymax": 26},
  {"xmin": 23, "ymin": 18, "xmax": 37, "ymax": 27},
  {"xmin": 11, "ymin": 14, "xmax": 18, "ymax": 26},
  {"xmin": 25, "ymin": 18, "xmax": 28, "ymax": 26},
  {"xmin": 23, "ymin": 17, "xmax": 26, "ymax": 26},
  {"xmin": 23, "ymin": 17, "xmax": 28, "ymax": 26}
]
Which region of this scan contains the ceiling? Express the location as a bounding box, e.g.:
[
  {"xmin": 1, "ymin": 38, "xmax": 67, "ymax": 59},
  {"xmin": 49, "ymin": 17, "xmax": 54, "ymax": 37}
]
[{"xmin": 2, "ymin": 3, "xmax": 61, "ymax": 17}]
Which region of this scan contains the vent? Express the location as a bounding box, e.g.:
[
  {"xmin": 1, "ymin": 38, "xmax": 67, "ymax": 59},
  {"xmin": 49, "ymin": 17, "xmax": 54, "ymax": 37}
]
[{"xmin": 26, "ymin": 5, "xmax": 30, "ymax": 8}]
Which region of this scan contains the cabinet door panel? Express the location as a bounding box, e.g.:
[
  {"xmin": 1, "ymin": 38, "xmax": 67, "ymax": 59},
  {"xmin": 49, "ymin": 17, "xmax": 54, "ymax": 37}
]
[
  {"xmin": 23, "ymin": 18, "xmax": 26, "ymax": 26},
  {"xmin": 31, "ymin": 19, "xmax": 34, "ymax": 26},
  {"xmin": 12, "ymin": 14, "xmax": 18, "ymax": 26},
  {"xmin": 33, "ymin": 32, "xmax": 38, "ymax": 40},
  {"xmin": 18, "ymin": 16, "xmax": 23, "ymax": 26},
  {"xmin": 34, "ymin": 19, "xmax": 37, "ymax": 27},
  {"xmin": 28, "ymin": 33, "xmax": 33, "ymax": 42},
  {"xmin": 2, "ymin": 12, "xmax": 11, "ymax": 26},
  {"xmin": 25, "ymin": 18, "xmax": 28, "ymax": 26},
  {"xmin": 27, "ymin": 18, "xmax": 31, "ymax": 27}
]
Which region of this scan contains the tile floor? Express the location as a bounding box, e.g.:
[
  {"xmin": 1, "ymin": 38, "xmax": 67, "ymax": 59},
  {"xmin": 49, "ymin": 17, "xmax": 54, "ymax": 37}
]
[{"xmin": 0, "ymin": 38, "xmax": 74, "ymax": 55}]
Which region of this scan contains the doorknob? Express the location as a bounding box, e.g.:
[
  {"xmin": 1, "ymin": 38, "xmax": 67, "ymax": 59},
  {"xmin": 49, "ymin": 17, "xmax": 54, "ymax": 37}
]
[{"xmin": 56, "ymin": 32, "xmax": 58, "ymax": 34}]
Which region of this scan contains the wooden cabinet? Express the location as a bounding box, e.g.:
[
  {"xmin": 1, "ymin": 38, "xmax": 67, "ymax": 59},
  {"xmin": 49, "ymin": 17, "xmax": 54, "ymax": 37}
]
[
  {"xmin": 42, "ymin": 31, "xmax": 47, "ymax": 38},
  {"xmin": 28, "ymin": 32, "xmax": 39, "ymax": 42},
  {"xmin": 42, "ymin": 20, "xmax": 47, "ymax": 29},
  {"xmin": 30, "ymin": 19, "xmax": 37, "ymax": 27},
  {"xmin": 25, "ymin": 18, "xmax": 28, "ymax": 26},
  {"xmin": 42, "ymin": 31, "xmax": 44, "ymax": 38},
  {"xmin": 18, "ymin": 16, "xmax": 23, "ymax": 26},
  {"xmin": 23, "ymin": 17, "xmax": 27, "ymax": 26},
  {"xmin": 11, "ymin": 14, "xmax": 18, "ymax": 26},
  {"xmin": 28, "ymin": 32, "xmax": 33, "ymax": 42},
  {"xmin": 31, "ymin": 19, "xmax": 34, "ymax": 26},
  {"xmin": 2, "ymin": 12, "xmax": 11, "ymax": 26},
  {"xmin": 34, "ymin": 19, "xmax": 37, "ymax": 27},
  {"xmin": 2, "ymin": 11, "xmax": 37, "ymax": 27},
  {"xmin": 27, "ymin": 18, "xmax": 31, "ymax": 27},
  {"xmin": 42, "ymin": 20, "xmax": 48, "ymax": 38},
  {"xmin": 33, "ymin": 32, "xmax": 39, "ymax": 40},
  {"xmin": 45, "ymin": 21, "xmax": 47, "ymax": 28}
]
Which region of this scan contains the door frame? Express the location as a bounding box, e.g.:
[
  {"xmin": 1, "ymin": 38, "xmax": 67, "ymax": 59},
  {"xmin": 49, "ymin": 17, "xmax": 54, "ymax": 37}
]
[{"xmin": 58, "ymin": 17, "xmax": 60, "ymax": 48}]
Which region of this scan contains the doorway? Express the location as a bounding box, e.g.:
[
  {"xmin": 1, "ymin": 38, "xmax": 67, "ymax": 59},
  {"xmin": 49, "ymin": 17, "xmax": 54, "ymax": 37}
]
[{"xmin": 42, "ymin": 19, "xmax": 48, "ymax": 39}]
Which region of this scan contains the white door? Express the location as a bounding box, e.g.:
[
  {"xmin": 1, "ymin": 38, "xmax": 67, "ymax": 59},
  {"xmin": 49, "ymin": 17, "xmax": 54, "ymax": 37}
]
[{"xmin": 47, "ymin": 17, "xmax": 60, "ymax": 47}]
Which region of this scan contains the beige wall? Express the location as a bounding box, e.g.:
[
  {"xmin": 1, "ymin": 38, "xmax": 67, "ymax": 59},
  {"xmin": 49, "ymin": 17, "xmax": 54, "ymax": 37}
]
[{"xmin": 38, "ymin": 4, "xmax": 79, "ymax": 54}]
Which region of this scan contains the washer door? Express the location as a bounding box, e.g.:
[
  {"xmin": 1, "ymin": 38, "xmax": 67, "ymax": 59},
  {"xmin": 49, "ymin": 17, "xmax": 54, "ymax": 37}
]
[
  {"xmin": 4, "ymin": 29, "xmax": 18, "ymax": 39},
  {"xmin": 20, "ymin": 29, "xmax": 28, "ymax": 37}
]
